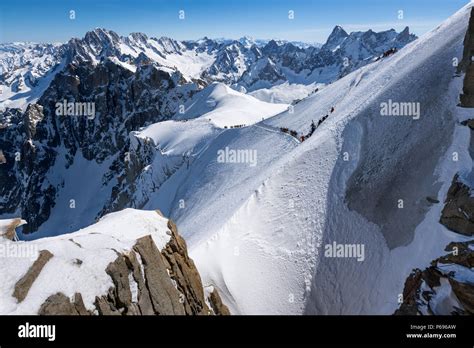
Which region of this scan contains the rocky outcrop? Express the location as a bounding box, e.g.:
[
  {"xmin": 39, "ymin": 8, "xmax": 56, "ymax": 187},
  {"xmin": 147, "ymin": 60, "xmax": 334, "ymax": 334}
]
[
  {"xmin": 13, "ymin": 250, "xmax": 54, "ymax": 302},
  {"xmin": 160, "ymin": 220, "xmax": 210, "ymax": 315},
  {"xmin": 39, "ymin": 293, "xmax": 90, "ymax": 315},
  {"xmin": 37, "ymin": 219, "xmax": 229, "ymax": 316},
  {"xmin": 439, "ymin": 175, "xmax": 474, "ymax": 236},
  {"xmin": 394, "ymin": 270, "xmax": 424, "ymax": 315},
  {"xmin": 442, "ymin": 9, "xmax": 474, "ymax": 236},
  {"xmin": 399, "ymin": 10, "xmax": 474, "ymax": 316},
  {"xmin": 461, "ymin": 119, "xmax": 474, "ymax": 129},
  {"xmin": 395, "ymin": 240, "xmax": 474, "ymax": 315},
  {"xmin": 400, "ymin": 12, "xmax": 474, "ymax": 316},
  {"xmin": 0, "ymin": 218, "xmax": 25, "ymax": 240},
  {"xmin": 131, "ymin": 234, "xmax": 186, "ymax": 315},
  {"xmin": 0, "ymin": 149, "xmax": 6, "ymax": 164},
  {"xmin": 209, "ymin": 289, "xmax": 231, "ymax": 315}
]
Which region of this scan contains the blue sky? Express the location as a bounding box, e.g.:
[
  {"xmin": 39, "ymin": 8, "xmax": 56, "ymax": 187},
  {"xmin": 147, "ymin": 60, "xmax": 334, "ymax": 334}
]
[{"xmin": 0, "ymin": 0, "xmax": 469, "ymax": 43}]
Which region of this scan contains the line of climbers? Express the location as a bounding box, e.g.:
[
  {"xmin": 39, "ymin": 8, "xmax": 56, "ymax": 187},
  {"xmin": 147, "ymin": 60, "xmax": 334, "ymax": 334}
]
[
  {"xmin": 224, "ymin": 124, "xmax": 246, "ymax": 129},
  {"xmin": 375, "ymin": 47, "xmax": 398, "ymax": 62},
  {"xmin": 280, "ymin": 106, "xmax": 335, "ymax": 142}
]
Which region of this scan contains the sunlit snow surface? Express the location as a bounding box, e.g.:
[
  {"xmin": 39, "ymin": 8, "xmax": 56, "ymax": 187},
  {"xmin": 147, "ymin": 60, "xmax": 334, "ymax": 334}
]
[{"xmin": 149, "ymin": 3, "xmax": 473, "ymax": 314}]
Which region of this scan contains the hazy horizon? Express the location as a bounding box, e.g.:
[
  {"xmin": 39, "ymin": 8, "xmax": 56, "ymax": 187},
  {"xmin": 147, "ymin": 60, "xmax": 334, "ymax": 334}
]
[
  {"xmin": 0, "ymin": 0, "xmax": 469, "ymax": 43},
  {"xmin": 0, "ymin": 25, "xmax": 414, "ymax": 46}
]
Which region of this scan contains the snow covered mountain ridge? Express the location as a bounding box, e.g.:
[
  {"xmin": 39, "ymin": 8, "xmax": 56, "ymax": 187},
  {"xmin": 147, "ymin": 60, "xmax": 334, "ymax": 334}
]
[
  {"xmin": 9, "ymin": 3, "xmax": 474, "ymax": 317},
  {"xmin": 0, "ymin": 25, "xmax": 416, "ymax": 108},
  {"xmin": 0, "ymin": 23, "xmax": 416, "ymax": 236}
]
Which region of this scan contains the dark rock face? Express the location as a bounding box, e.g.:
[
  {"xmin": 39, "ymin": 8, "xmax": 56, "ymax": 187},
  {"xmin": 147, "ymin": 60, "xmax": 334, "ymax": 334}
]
[
  {"xmin": 394, "ymin": 270, "xmax": 424, "ymax": 315},
  {"xmin": 440, "ymin": 9, "xmax": 474, "ymax": 236},
  {"xmin": 13, "ymin": 250, "xmax": 54, "ymax": 302},
  {"xmin": 395, "ymin": 241, "xmax": 474, "ymax": 315},
  {"xmin": 37, "ymin": 220, "xmax": 229, "ymax": 315},
  {"xmin": 440, "ymin": 176, "xmax": 474, "ymax": 236},
  {"xmin": 461, "ymin": 119, "xmax": 474, "ymax": 129},
  {"xmin": 0, "ymin": 108, "xmax": 45, "ymax": 222},
  {"xmin": 459, "ymin": 8, "xmax": 474, "ymax": 107},
  {"xmin": 0, "ymin": 46, "xmax": 197, "ymax": 234},
  {"xmin": 449, "ymin": 278, "xmax": 474, "ymax": 313}
]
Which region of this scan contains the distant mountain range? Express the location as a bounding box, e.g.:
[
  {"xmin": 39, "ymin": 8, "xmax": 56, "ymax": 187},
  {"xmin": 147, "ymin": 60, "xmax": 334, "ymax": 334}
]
[{"xmin": 0, "ymin": 25, "xmax": 416, "ymax": 106}]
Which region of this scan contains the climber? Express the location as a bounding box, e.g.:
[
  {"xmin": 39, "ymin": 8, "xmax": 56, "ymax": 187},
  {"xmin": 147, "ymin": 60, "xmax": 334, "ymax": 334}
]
[{"xmin": 310, "ymin": 120, "xmax": 316, "ymax": 135}]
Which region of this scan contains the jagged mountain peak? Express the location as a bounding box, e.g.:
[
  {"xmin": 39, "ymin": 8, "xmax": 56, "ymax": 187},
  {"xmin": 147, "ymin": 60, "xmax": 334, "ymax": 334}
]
[
  {"xmin": 128, "ymin": 31, "xmax": 149, "ymax": 44},
  {"xmin": 266, "ymin": 39, "xmax": 280, "ymax": 47},
  {"xmin": 83, "ymin": 28, "xmax": 120, "ymax": 44},
  {"xmin": 261, "ymin": 39, "xmax": 282, "ymax": 55},
  {"xmin": 396, "ymin": 26, "xmax": 415, "ymax": 42},
  {"xmin": 328, "ymin": 25, "xmax": 349, "ymax": 38},
  {"xmin": 323, "ymin": 25, "xmax": 349, "ymax": 50}
]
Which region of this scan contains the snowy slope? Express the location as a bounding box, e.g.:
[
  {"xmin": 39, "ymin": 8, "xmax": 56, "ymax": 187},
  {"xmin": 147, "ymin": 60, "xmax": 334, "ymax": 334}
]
[
  {"xmin": 137, "ymin": 119, "xmax": 222, "ymax": 156},
  {"xmin": 0, "ymin": 209, "xmax": 171, "ymax": 314},
  {"xmin": 144, "ymin": 122, "xmax": 299, "ymax": 244},
  {"xmin": 148, "ymin": 2, "xmax": 473, "ymax": 314},
  {"xmin": 249, "ymin": 82, "xmax": 322, "ymax": 104},
  {"xmin": 172, "ymin": 82, "xmax": 288, "ymax": 127}
]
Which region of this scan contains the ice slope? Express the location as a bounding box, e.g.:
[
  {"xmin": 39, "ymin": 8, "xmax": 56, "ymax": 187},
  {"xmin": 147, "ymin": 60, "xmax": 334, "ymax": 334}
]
[
  {"xmin": 157, "ymin": 3, "xmax": 473, "ymax": 314},
  {"xmin": 249, "ymin": 82, "xmax": 322, "ymax": 104},
  {"xmin": 172, "ymin": 82, "xmax": 288, "ymax": 127},
  {"xmin": 22, "ymin": 151, "xmax": 117, "ymax": 239},
  {"xmin": 0, "ymin": 209, "xmax": 171, "ymax": 314}
]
